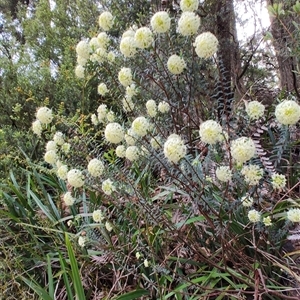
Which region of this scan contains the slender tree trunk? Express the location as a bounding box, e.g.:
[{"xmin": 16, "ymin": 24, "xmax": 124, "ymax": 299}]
[
  {"xmin": 266, "ymin": 0, "xmax": 300, "ymax": 96},
  {"xmin": 207, "ymin": 0, "xmax": 242, "ymax": 118}
]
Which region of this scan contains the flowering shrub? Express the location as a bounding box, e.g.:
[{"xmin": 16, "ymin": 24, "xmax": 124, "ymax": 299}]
[{"xmin": 23, "ymin": 3, "xmax": 300, "ymax": 299}]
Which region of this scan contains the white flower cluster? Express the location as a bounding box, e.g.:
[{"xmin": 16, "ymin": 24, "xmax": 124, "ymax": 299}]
[
  {"xmin": 177, "ymin": 12, "xmax": 200, "ymax": 36},
  {"xmin": 151, "ymin": 11, "xmax": 171, "ymax": 33},
  {"xmin": 180, "ymin": 0, "xmax": 199, "ymax": 12},
  {"xmin": 44, "ymin": 150, "xmax": 57, "ymax": 164},
  {"xmin": 67, "ymin": 169, "xmax": 84, "ymax": 188},
  {"xmin": 122, "ymin": 97, "xmax": 135, "ymax": 112},
  {"xmin": 125, "ymin": 145, "xmax": 140, "ymax": 161},
  {"xmin": 36, "ymin": 107, "xmax": 53, "ymax": 124},
  {"xmin": 76, "ymin": 40, "xmax": 90, "ymax": 59},
  {"xmin": 167, "ymin": 54, "xmax": 186, "ymax": 75},
  {"xmin": 158, "ymin": 101, "xmax": 170, "ymax": 113},
  {"xmin": 194, "ymin": 32, "xmax": 218, "ymax": 58},
  {"xmin": 97, "ymin": 104, "xmax": 108, "ymax": 123},
  {"xmin": 120, "ymin": 36, "xmax": 137, "ymax": 57},
  {"xmin": 92, "ymin": 209, "xmax": 105, "ymax": 223},
  {"xmin": 126, "ymin": 84, "xmax": 138, "ymax": 97},
  {"xmin": 134, "ymin": 27, "xmax": 153, "ymax": 49},
  {"xmin": 245, "ymin": 101, "xmax": 265, "ymax": 120},
  {"xmin": 146, "ymin": 99, "xmax": 157, "ymax": 117},
  {"xmin": 216, "ymin": 166, "xmax": 232, "ymax": 182},
  {"xmin": 125, "ymin": 128, "xmax": 137, "ymax": 145},
  {"xmin": 32, "ymin": 120, "xmax": 42, "ymax": 136},
  {"xmin": 131, "ymin": 116, "xmax": 150, "ymax": 137},
  {"xmin": 88, "ymin": 158, "xmax": 104, "ymax": 177},
  {"xmin": 115, "ymin": 145, "xmax": 126, "ymax": 158},
  {"xmin": 275, "ymin": 100, "xmax": 300, "ymax": 125},
  {"xmin": 118, "ymin": 67, "xmax": 133, "ymax": 87},
  {"xmin": 199, "ymin": 120, "xmax": 223, "ymax": 145},
  {"xmin": 102, "ymin": 178, "xmax": 116, "ymax": 195},
  {"xmin": 241, "ymin": 164, "xmax": 263, "ymax": 185},
  {"xmin": 164, "ymin": 134, "xmax": 187, "ymax": 164},
  {"xmin": 97, "ymin": 83, "xmax": 109, "ymax": 96},
  {"xmin": 78, "ymin": 236, "xmax": 87, "ymax": 247},
  {"xmin": 53, "ymin": 131, "xmax": 64, "ymax": 146},
  {"xmin": 240, "ymin": 195, "xmax": 253, "ymax": 207},
  {"xmin": 271, "ymin": 173, "xmax": 286, "ymax": 190},
  {"xmin": 105, "ymin": 122, "xmax": 124, "ymax": 144},
  {"xmin": 150, "ymin": 136, "xmax": 162, "ymax": 150},
  {"xmin": 75, "ymin": 65, "xmax": 85, "ymax": 78},
  {"xmin": 63, "ymin": 192, "xmax": 75, "ymax": 206},
  {"xmin": 46, "ymin": 140, "xmax": 56, "ymax": 151},
  {"xmin": 57, "ymin": 165, "xmax": 68, "ymax": 180},
  {"xmin": 287, "ymin": 208, "xmax": 300, "ymax": 222},
  {"xmin": 230, "ymin": 137, "xmax": 256, "ymax": 164},
  {"xmin": 98, "ymin": 11, "xmax": 114, "ymax": 31},
  {"xmin": 248, "ymin": 209, "xmax": 261, "ymax": 223},
  {"xmin": 97, "ymin": 32, "xmax": 110, "ymax": 48}
]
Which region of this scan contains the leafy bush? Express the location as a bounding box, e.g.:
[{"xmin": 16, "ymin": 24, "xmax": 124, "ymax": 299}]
[{"xmin": 2, "ymin": 1, "xmax": 300, "ymax": 299}]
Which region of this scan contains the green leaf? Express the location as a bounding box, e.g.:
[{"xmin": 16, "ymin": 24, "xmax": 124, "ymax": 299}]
[
  {"xmin": 65, "ymin": 233, "xmax": 86, "ymax": 300},
  {"xmin": 47, "ymin": 254, "xmax": 54, "ymax": 298},
  {"xmin": 115, "ymin": 289, "xmax": 150, "ymax": 300},
  {"xmin": 58, "ymin": 251, "xmax": 74, "ymax": 300},
  {"xmin": 20, "ymin": 275, "xmax": 54, "ymax": 300}
]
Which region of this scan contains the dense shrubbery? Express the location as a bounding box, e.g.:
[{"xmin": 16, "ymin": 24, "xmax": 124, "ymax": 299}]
[{"xmin": 1, "ymin": 0, "xmax": 300, "ymax": 299}]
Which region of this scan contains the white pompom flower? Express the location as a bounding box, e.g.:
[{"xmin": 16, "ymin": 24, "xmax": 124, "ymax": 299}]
[
  {"xmin": 230, "ymin": 137, "xmax": 256, "ymax": 164},
  {"xmin": 125, "ymin": 146, "xmax": 140, "ymax": 162},
  {"xmin": 245, "ymin": 101, "xmax": 265, "ymax": 120},
  {"xmin": 248, "ymin": 209, "xmax": 261, "ymax": 223},
  {"xmin": 115, "ymin": 145, "xmax": 126, "ymax": 158},
  {"xmin": 271, "ymin": 173, "xmax": 286, "ymax": 190},
  {"xmin": 67, "ymin": 169, "xmax": 84, "ymax": 188},
  {"xmin": 151, "ymin": 11, "xmax": 171, "ymax": 33},
  {"xmin": 131, "ymin": 116, "xmax": 150, "ymax": 137},
  {"xmin": 76, "ymin": 40, "xmax": 90, "ymax": 59},
  {"xmin": 44, "ymin": 150, "xmax": 57, "ymax": 164},
  {"xmin": 102, "ymin": 178, "xmax": 116, "ymax": 195},
  {"xmin": 158, "ymin": 101, "xmax": 170, "ymax": 113},
  {"xmin": 134, "ymin": 27, "xmax": 154, "ymax": 49},
  {"xmin": 63, "ymin": 192, "xmax": 75, "ymax": 206},
  {"xmin": 97, "ymin": 83, "xmax": 109, "ymax": 96},
  {"xmin": 98, "ymin": 11, "xmax": 114, "ymax": 31},
  {"xmin": 240, "ymin": 195, "xmax": 254, "ymax": 207},
  {"xmin": 75, "ymin": 65, "xmax": 85, "ymax": 78},
  {"xmin": 275, "ymin": 100, "xmax": 300, "ymax": 125},
  {"xmin": 241, "ymin": 164, "xmax": 263, "ymax": 185},
  {"xmin": 92, "ymin": 209, "xmax": 105, "ymax": 223},
  {"xmin": 199, "ymin": 120, "xmax": 223, "ymax": 145},
  {"xmin": 104, "ymin": 122, "xmax": 125, "ymax": 144},
  {"xmin": 177, "ymin": 12, "xmax": 200, "ymax": 36},
  {"xmin": 88, "ymin": 158, "xmax": 104, "ymax": 177},
  {"xmin": 97, "ymin": 32, "xmax": 110, "ymax": 48},
  {"xmin": 36, "ymin": 107, "xmax": 53, "ymax": 124},
  {"xmin": 118, "ymin": 67, "xmax": 133, "ymax": 87},
  {"xmin": 53, "ymin": 131, "xmax": 64, "ymax": 146},
  {"xmin": 57, "ymin": 165, "xmax": 68, "ymax": 180},
  {"xmin": 97, "ymin": 104, "xmax": 108, "ymax": 123},
  {"xmin": 180, "ymin": 0, "xmax": 199, "ymax": 12},
  {"xmin": 215, "ymin": 166, "xmax": 232, "ymax": 182},
  {"xmin": 46, "ymin": 141, "xmax": 57, "ymax": 151},
  {"xmin": 146, "ymin": 99, "xmax": 157, "ymax": 117},
  {"xmin": 164, "ymin": 134, "xmax": 187, "ymax": 164},
  {"xmin": 287, "ymin": 208, "xmax": 300, "ymax": 223},
  {"xmin": 125, "ymin": 128, "xmax": 137, "ymax": 146},
  {"xmin": 194, "ymin": 32, "xmax": 219, "ymax": 58},
  {"xmin": 120, "ymin": 37, "xmax": 137, "ymax": 57},
  {"xmin": 32, "ymin": 120, "xmax": 42, "ymax": 136},
  {"xmin": 167, "ymin": 54, "xmax": 186, "ymax": 75}
]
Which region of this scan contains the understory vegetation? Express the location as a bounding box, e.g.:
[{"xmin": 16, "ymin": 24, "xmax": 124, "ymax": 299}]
[{"xmin": 1, "ymin": 0, "xmax": 300, "ymax": 299}]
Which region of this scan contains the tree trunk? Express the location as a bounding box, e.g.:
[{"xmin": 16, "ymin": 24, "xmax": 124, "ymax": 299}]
[{"xmin": 267, "ymin": 0, "xmax": 300, "ymax": 96}]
